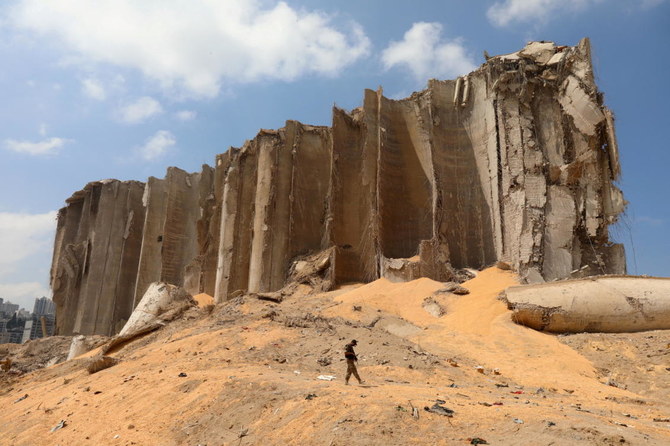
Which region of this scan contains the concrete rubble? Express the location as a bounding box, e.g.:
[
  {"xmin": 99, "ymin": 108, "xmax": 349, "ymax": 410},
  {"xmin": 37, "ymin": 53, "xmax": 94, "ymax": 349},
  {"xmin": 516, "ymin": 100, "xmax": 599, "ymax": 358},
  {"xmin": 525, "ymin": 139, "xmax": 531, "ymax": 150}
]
[
  {"xmin": 502, "ymin": 276, "xmax": 670, "ymax": 333},
  {"xmin": 119, "ymin": 282, "xmax": 195, "ymax": 337},
  {"xmin": 51, "ymin": 39, "xmax": 627, "ymax": 335}
]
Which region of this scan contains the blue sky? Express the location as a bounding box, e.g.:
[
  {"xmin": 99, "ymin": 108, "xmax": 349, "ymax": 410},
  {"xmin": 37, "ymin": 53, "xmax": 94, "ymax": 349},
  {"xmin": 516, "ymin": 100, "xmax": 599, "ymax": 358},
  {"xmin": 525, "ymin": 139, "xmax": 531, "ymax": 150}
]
[{"xmin": 0, "ymin": 0, "xmax": 668, "ymax": 310}]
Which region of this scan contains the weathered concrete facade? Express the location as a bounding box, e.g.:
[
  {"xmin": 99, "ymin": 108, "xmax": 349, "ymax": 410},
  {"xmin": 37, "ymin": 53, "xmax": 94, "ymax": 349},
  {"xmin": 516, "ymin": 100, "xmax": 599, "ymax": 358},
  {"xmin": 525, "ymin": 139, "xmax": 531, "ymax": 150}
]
[
  {"xmin": 51, "ymin": 39, "xmax": 626, "ymax": 335},
  {"xmin": 51, "ymin": 180, "xmax": 146, "ymax": 336}
]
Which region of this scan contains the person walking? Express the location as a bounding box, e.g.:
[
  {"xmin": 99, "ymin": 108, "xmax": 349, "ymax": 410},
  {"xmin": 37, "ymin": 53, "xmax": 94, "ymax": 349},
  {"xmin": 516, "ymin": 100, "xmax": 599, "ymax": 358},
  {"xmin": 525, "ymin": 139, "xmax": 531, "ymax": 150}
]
[{"xmin": 344, "ymin": 339, "xmax": 363, "ymax": 385}]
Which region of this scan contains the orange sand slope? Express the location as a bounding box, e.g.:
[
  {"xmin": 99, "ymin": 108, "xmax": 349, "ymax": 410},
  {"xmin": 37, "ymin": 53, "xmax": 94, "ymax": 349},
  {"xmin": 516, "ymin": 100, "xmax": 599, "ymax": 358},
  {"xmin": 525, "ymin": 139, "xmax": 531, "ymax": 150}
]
[
  {"xmin": 326, "ymin": 268, "xmax": 596, "ymax": 388},
  {"xmin": 193, "ymin": 293, "xmax": 214, "ymax": 307},
  {"xmin": 2, "ymin": 267, "xmax": 670, "ymax": 445}
]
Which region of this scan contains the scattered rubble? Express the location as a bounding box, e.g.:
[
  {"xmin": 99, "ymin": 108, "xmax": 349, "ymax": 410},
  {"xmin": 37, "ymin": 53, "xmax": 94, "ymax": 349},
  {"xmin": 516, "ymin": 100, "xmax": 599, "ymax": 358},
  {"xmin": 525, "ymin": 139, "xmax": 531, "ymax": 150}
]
[
  {"xmin": 119, "ymin": 282, "xmax": 195, "ymax": 336},
  {"xmin": 50, "ymin": 420, "xmax": 66, "ymax": 432},
  {"xmin": 86, "ymin": 356, "xmax": 120, "ymax": 374},
  {"xmin": 424, "ymin": 402, "xmax": 454, "ymax": 417}
]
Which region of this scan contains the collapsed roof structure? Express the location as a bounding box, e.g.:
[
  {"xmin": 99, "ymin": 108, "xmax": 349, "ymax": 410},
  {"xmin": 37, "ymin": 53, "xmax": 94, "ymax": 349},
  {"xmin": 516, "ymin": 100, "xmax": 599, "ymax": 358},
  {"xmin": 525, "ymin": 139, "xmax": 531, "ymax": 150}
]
[{"xmin": 50, "ymin": 38, "xmax": 626, "ymax": 336}]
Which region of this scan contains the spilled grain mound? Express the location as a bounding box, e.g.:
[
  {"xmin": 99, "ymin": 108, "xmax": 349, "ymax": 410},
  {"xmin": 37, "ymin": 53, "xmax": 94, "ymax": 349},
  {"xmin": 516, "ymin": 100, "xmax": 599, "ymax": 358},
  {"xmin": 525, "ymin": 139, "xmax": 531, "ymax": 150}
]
[{"xmin": 2, "ymin": 267, "xmax": 670, "ymax": 445}]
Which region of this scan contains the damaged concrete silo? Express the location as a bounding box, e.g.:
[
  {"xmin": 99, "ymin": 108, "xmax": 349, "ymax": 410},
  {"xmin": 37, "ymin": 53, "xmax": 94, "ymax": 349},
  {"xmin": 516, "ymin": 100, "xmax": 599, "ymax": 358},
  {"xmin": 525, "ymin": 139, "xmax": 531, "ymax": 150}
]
[{"xmin": 50, "ymin": 38, "xmax": 626, "ymax": 335}]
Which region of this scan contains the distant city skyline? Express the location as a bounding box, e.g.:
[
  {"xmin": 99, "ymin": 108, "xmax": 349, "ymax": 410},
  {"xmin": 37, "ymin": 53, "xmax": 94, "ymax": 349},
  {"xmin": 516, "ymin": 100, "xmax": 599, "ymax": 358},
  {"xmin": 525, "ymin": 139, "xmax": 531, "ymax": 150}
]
[{"xmin": 0, "ymin": 295, "xmax": 53, "ymax": 313}]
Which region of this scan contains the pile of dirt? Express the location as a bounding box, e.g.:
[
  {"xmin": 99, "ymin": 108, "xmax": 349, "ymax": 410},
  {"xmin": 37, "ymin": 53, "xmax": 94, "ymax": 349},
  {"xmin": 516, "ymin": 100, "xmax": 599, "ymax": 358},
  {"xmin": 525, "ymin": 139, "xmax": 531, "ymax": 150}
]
[
  {"xmin": 1, "ymin": 267, "xmax": 669, "ymax": 445},
  {"xmin": 1, "ymin": 337, "xmax": 75, "ymax": 375}
]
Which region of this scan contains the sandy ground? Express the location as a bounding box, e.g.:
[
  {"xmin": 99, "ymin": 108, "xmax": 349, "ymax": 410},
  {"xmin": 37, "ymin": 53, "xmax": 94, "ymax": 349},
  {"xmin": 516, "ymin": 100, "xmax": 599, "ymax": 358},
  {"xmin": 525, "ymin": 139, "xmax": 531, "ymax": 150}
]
[{"xmin": 2, "ymin": 267, "xmax": 670, "ymax": 445}]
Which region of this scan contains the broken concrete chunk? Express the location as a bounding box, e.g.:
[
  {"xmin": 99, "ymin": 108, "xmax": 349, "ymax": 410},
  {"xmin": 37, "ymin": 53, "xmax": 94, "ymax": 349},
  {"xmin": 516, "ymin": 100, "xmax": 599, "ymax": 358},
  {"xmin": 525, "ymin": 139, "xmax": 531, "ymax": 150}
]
[
  {"xmin": 66, "ymin": 335, "xmax": 90, "ymax": 361},
  {"xmin": 254, "ymin": 292, "xmax": 283, "ymax": 303},
  {"xmin": 558, "ymin": 76, "xmax": 605, "ymax": 136},
  {"xmin": 86, "ymin": 355, "xmax": 120, "ymax": 374},
  {"xmin": 119, "ymin": 282, "xmax": 195, "ymax": 337},
  {"xmin": 603, "ymin": 108, "xmax": 621, "ymax": 179},
  {"xmin": 382, "ymin": 257, "xmax": 422, "ymax": 283},
  {"xmin": 519, "ymin": 41, "xmax": 556, "ymax": 65},
  {"xmin": 424, "ymin": 402, "xmax": 454, "ymax": 417},
  {"xmin": 422, "ymin": 297, "xmax": 446, "ymax": 317},
  {"xmin": 50, "ymin": 420, "xmax": 67, "ymax": 432},
  {"xmin": 496, "ymin": 261, "xmax": 511, "ymax": 271},
  {"xmin": 546, "ymin": 51, "xmax": 566, "ymax": 66},
  {"xmin": 436, "ymin": 282, "xmax": 470, "ymax": 295},
  {"xmin": 503, "ymin": 276, "xmax": 670, "ymax": 333}
]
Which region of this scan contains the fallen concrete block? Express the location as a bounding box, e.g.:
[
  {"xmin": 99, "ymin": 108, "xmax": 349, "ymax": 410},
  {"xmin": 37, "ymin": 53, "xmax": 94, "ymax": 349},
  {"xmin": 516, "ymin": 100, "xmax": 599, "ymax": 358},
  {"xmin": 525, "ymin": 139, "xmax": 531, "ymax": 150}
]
[
  {"xmin": 65, "ymin": 335, "xmax": 108, "ymax": 360},
  {"xmin": 436, "ymin": 282, "xmax": 470, "ymax": 295},
  {"xmin": 254, "ymin": 292, "xmax": 283, "ymax": 303},
  {"xmin": 382, "ymin": 257, "xmax": 422, "ymax": 283},
  {"xmin": 502, "ymin": 276, "xmax": 670, "ymax": 333},
  {"xmin": 100, "ymin": 321, "xmax": 165, "ymax": 356},
  {"xmin": 1, "ymin": 358, "xmax": 12, "ymax": 372},
  {"xmin": 66, "ymin": 335, "xmax": 88, "ymax": 360},
  {"xmin": 119, "ymin": 282, "xmax": 195, "ymax": 337},
  {"xmin": 86, "ymin": 355, "xmax": 119, "ymax": 374}
]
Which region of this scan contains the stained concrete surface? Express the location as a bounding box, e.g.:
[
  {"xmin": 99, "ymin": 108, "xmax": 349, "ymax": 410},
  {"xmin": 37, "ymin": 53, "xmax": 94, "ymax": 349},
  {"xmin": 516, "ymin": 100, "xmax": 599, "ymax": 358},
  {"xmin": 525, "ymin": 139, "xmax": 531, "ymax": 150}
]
[{"xmin": 51, "ymin": 39, "xmax": 626, "ymax": 335}]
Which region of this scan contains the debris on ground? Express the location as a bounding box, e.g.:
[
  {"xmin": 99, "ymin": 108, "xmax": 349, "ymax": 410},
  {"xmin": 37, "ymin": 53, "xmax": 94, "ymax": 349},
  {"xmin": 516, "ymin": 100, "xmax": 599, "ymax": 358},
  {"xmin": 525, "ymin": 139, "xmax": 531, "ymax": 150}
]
[
  {"xmin": 424, "ymin": 402, "xmax": 454, "ymax": 417},
  {"xmin": 3, "ymin": 265, "xmax": 670, "ymax": 444},
  {"xmin": 50, "ymin": 420, "xmax": 66, "ymax": 432},
  {"xmin": 254, "ymin": 292, "xmax": 283, "ymax": 303},
  {"xmin": 317, "ymin": 375, "xmax": 336, "ymax": 381},
  {"xmin": 1, "ymin": 358, "xmax": 12, "ymax": 372},
  {"xmin": 407, "ymin": 401, "xmax": 420, "ymax": 419},
  {"xmin": 436, "ymin": 282, "xmax": 470, "ymax": 295},
  {"xmin": 86, "ymin": 356, "xmax": 120, "ymax": 374}
]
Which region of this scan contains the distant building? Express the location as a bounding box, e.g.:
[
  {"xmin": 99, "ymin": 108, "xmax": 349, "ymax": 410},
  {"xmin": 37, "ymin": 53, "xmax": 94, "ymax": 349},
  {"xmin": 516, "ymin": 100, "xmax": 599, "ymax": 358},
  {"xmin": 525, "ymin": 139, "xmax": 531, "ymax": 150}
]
[
  {"xmin": 33, "ymin": 296, "xmax": 55, "ymax": 316},
  {"xmin": 0, "ymin": 328, "xmax": 23, "ymax": 344},
  {"xmin": 21, "ymin": 314, "xmax": 56, "ymax": 343},
  {"xmin": 0, "ymin": 298, "xmax": 31, "ymax": 344},
  {"xmin": 0, "ymin": 298, "xmax": 19, "ymax": 318}
]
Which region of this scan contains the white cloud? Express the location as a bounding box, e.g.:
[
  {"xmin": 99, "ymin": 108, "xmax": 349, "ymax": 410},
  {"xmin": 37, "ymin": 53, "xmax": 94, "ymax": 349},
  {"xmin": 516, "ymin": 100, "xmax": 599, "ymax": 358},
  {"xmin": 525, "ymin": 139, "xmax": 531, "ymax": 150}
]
[
  {"xmin": 137, "ymin": 130, "xmax": 176, "ymax": 161},
  {"xmin": 487, "ymin": 0, "xmax": 601, "ymax": 27},
  {"xmin": 118, "ymin": 96, "xmax": 163, "ymax": 124},
  {"xmin": 38, "ymin": 123, "xmax": 47, "ymax": 136},
  {"xmin": 382, "ymin": 22, "xmax": 476, "ymax": 81},
  {"xmin": 642, "ymin": 0, "xmax": 668, "ymax": 8},
  {"xmin": 0, "ymin": 211, "xmax": 57, "ymax": 277},
  {"xmin": 175, "ymin": 110, "xmax": 197, "ymax": 122},
  {"xmin": 636, "ymin": 216, "xmax": 664, "ymax": 227},
  {"xmin": 10, "ymin": 0, "xmax": 371, "ymax": 98},
  {"xmin": 4, "ymin": 137, "xmax": 69, "ymax": 156},
  {"xmin": 81, "ymin": 77, "xmax": 106, "ymax": 100}
]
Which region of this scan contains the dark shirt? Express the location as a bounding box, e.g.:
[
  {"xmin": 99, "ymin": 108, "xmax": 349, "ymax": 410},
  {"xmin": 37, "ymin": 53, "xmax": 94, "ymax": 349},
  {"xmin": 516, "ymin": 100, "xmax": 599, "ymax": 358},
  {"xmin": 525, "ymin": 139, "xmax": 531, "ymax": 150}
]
[{"xmin": 344, "ymin": 343, "xmax": 357, "ymax": 360}]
